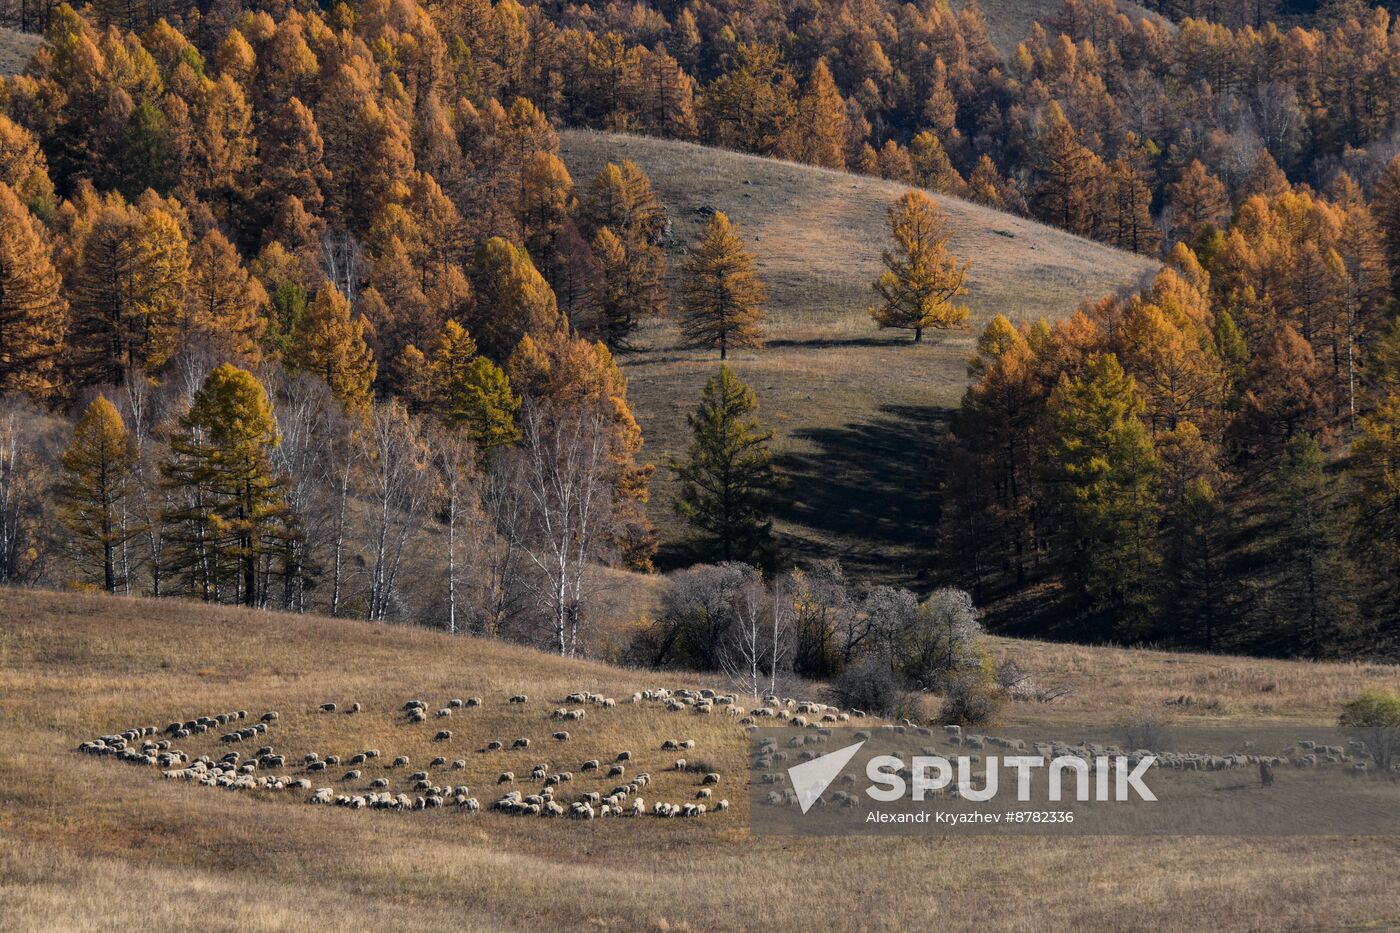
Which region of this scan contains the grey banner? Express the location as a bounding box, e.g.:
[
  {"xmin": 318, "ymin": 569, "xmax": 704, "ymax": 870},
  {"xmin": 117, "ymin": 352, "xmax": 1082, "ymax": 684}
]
[{"xmin": 747, "ymin": 723, "xmax": 1400, "ymax": 835}]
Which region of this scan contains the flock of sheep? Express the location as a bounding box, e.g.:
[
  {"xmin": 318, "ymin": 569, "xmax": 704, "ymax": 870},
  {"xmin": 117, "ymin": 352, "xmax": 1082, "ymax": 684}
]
[{"xmin": 77, "ymin": 686, "xmax": 863, "ymax": 822}]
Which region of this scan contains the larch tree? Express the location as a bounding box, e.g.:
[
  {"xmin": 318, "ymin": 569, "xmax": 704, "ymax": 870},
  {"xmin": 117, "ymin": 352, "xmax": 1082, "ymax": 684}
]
[
  {"xmin": 160, "ymin": 364, "xmax": 289, "ymax": 606},
  {"xmin": 591, "ymin": 225, "xmax": 664, "ymax": 348},
  {"xmin": 470, "ymin": 236, "xmax": 563, "ymax": 359},
  {"xmin": 185, "ymin": 228, "xmax": 268, "ymax": 365},
  {"xmin": 869, "ymin": 189, "xmax": 970, "ymax": 343},
  {"xmin": 778, "ymin": 59, "xmax": 847, "ymax": 170},
  {"xmin": 1167, "ymin": 160, "xmax": 1230, "ymax": 245},
  {"xmin": 57, "ymin": 396, "xmax": 139, "ymax": 592},
  {"xmin": 1349, "ymin": 394, "xmax": 1400, "ymax": 582},
  {"xmin": 0, "ymin": 182, "xmax": 67, "ymax": 400},
  {"xmin": 670, "ymin": 364, "xmax": 783, "ymax": 570},
  {"xmin": 678, "ymin": 211, "xmax": 767, "ymax": 360},
  {"xmin": 289, "ymin": 282, "xmax": 376, "ymax": 412}
]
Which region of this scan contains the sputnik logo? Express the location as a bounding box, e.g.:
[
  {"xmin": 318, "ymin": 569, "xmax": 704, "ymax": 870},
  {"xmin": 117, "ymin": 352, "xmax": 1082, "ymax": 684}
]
[{"xmin": 787, "ymin": 740, "xmax": 866, "ymax": 814}]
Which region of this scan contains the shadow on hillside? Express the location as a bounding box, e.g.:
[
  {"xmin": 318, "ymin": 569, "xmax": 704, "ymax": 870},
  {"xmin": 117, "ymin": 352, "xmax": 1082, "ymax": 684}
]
[
  {"xmin": 765, "ymin": 335, "xmax": 912, "ymax": 350},
  {"xmin": 773, "ymin": 403, "xmax": 952, "ymax": 585}
]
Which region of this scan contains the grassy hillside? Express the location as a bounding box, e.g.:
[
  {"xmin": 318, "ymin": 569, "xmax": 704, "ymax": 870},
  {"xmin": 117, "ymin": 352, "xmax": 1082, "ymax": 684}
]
[
  {"xmin": 0, "ymin": 27, "xmax": 40, "ymax": 76},
  {"xmin": 953, "ymin": 0, "xmax": 1169, "ymax": 58},
  {"xmin": 2, "ymin": 590, "xmax": 1398, "ymax": 931},
  {"xmin": 560, "ymin": 130, "xmax": 1159, "ymax": 579}
]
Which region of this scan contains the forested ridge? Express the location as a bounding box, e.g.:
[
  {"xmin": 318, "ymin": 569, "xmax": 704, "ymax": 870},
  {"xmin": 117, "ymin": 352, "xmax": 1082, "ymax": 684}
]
[{"xmin": 1, "ymin": 0, "xmax": 1399, "ymax": 660}]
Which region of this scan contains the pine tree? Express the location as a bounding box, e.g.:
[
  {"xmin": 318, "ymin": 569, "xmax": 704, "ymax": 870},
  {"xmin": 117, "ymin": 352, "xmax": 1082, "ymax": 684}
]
[
  {"xmin": 909, "ymin": 131, "xmax": 965, "ymax": 195},
  {"xmin": 160, "ymin": 364, "xmax": 290, "ymax": 606},
  {"xmin": 0, "ymin": 182, "xmax": 66, "ymax": 399},
  {"xmin": 869, "ymin": 190, "xmax": 970, "ymax": 342},
  {"xmin": 1349, "ymin": 394, "xmax": 1400, "ymax": 580},
  {"xmin": 670, "ymin": 364, "xmax": 783, "ymax": 569},
  {"xmin": 581, "ymin": 160, "xmax": 666, "ymax": 245},
  {"xmin": 426, "ymin": 318, "xmax": 522, "ymax": 449},
  {"xmin": 1041, "ymin": 353, "xmax": 1159, "ymax": 626},
  {"xmin": 289, "ymin": 282, "xmax": 376, "ymax": 412},
  {"xmin": 591, "ymin": 225, "xmax": 664, "ymax": 348},
  {"xmin": 57, "ymin": 396, "xmax": 139, "ymax": 592},
  {"xmin": 678, "ymin": 212, "xmax": 767, "ymax": 360},
  {"xmin": 1266, "ymin": 432, "xmax": 1352, "ymax": 656}
]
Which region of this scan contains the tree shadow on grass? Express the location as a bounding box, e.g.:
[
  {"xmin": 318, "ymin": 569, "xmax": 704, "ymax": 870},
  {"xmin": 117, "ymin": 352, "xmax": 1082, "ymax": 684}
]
[{"xmin": 773, "ymin": 403, "xmax": 952, "ymax": 586}]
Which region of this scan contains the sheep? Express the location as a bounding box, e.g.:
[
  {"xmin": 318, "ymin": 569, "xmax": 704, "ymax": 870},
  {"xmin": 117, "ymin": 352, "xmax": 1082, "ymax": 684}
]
[
  {"xmin": 451, "ymin": 759, "xmax": 466, "ymax": 770},
  {"xmin": 702, "ymin": 772, "xmax": 720, "ymax": 785},
  {"xmin": 608, "ymin": 764, "xmax": 625, "ymax": 777},
  {"xmin": 320, "ymin": 703, "xmax": 337, "ymax": 713},
  {"xmin": 448, "ymin": 698, "xmax": 464, "ymax": 708},
  {"xmin": 616, "ymin": 751, "xmax": 632, "ymax": 762},
  {"xmin": 485, "ymin": 741, "xmax": 503, "ymax": 751},
  {"xmin": 674, "ymin": 759, "xmax": 686, "ymax": 771},
  {"xmin": 581, "ymin": 759, "xmax": 600, "ymax": 772},
  {"xmin": 465, "ymin": 698, "xmax": 482, "ymax": 707},
  {"xmin": 509, "ymin": 694, "xmax": 528, "ymax": 704},
  {"xmin": 308, "ymin": 761, "xmax": 326, "ymax": 772},
  {"xmin": 530, "ymin": 766, "xmax": 548, "ymax": 780},
  {"xmin": 391, "ymin": 755, "xmax": 410, "ymax": 768},
  {"xmin": 411, "ymin": 771, "xmax": 429, "ymax": 781},
  {"xmin": 714, "ymin": 799, "xmax": 729, "ymax": 811},
  {"xmin": 459, "ymin": 797, "xmax": 480, "ymax": 812},
  {"xmin": 346, "ymin": 702, "xmax": 361, "ymax": 714},
  {"xmin": 260, "ymin": 712, "xmax": 279, "ymax": 723},
  {"xmin": 430, "ymin": 756, "xmax": 447, "ymax": 768},
  {"xmin": 364, "ymin": 749, "xmax": 381, "ymax": 759},
  {"xmin": 325, "ymin": 755, "xmax": 340, "ymax": 765},
  {"xmin": 404, "ymin": 700, "xmax": 426, "ymax": 711},
  {"xmin": 370, "ymin": 778, "xmax": 389, "ymax": 788},
  {"xmin": 409, "ymin": 710, "xmax": 427, "ymax": 723},
  {"xmin": 435, "ymin": 730, "xmax": 453, "ymax": 742},
  {"xmin": 309, "ymin": 788, "xmax": 333, "ymax": 804},
  {"xmin": 436, "ymin": 708, "xmax": 452, "ymax": 718},
  {"xmin": 696, "ymin": 789, "xmax": 712, "ymax": 799},
  {"xmin": 552, "ymin": 731, "xmax": 570, "ymax": 741},
  {"xmin": 342, "ymin": 769, "xmax": 362, "ymax": 781},
  {"xmin": 349, "ymin": 753, "xmax": 367, "ymax": 765},
  {"xmin": 498, "ymin": 771, "xmax": 515, "ymax": 784},
  {"xmin": 512, "ymin": 737, "xmax": 530, "ymax": 749},
  {"xmin": 681, "ymin": 740, "xmax": 695, "ymax": 749}
]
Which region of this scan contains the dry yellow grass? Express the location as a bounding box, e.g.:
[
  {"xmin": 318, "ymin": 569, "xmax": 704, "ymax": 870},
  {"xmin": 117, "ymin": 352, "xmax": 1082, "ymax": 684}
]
[
  {"xmin": 0, "ymin": 26, "xmax": 40, "ymax": 76},
  {"xmin": 3, "ymin": 589, "xmax": 1399, "ymax": 932},
  {"xmin": 559, "ymin": 131, "xmax": 1159, "ymax": 577}
]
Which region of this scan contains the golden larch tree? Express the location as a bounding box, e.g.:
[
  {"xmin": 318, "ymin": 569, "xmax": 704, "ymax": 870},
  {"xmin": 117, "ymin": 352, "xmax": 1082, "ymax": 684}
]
[
  {"xmin": 869, "ymin": 189, "xmax": 970, "ymax": 343},
  {"xmin": 678, "ymin": 211, "xmax": 767, "ymax": 360},
  {"xmin": 0, "ymin": 182, "xmax": 67, "ymax": 399}
]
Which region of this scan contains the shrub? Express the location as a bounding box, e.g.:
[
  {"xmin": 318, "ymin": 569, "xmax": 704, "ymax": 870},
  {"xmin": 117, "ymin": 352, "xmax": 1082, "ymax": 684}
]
[
  {"xmin": 937, "ymin": 649, "xmax": 1004, "ymax": 727},
  {"xmin": 1339, "ymin": 690, "xmax": 1400, "ymax": 775},
  {"xmin": 826, "ymin": 658, "xmax": 901, "ymax": 717}
]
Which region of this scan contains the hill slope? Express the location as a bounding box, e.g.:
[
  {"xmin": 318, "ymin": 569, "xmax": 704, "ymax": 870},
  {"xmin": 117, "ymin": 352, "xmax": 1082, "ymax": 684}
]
[
  {"xmin": 560, "ymin": 130, "xmax": 1159, "ymax": 578},
  {"xmin": 2, "ymin": 590, "xmax": 1398, "ymax": 931},
  {"xmin": 0, "ymin": 27, "xmax": 40, "ymax": 76}
]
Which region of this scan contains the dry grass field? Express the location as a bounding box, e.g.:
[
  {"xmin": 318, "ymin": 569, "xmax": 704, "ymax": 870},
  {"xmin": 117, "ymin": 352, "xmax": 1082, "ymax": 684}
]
[
  {"xmin": 560, "ymin": 131, "xmax": 1159, "ymax": 578},
  {"xmin": 0, "ymin": 26, "xmax": 40, "ymax": 75},
  {"xmin": 3, "ymin": 589, "xmax": 1399, "ymax": 932}
]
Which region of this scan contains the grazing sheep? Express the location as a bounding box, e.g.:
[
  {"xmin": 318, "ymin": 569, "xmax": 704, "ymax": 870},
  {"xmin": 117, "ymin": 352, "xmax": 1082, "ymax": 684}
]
[
  {"xmin": 581, "ymin": 759, "xmax": 600, "ymax": 772},
  {"xmin": 674, "ymin": 759, "xmax": 686, "ymax": 771},
  {"xmin": 391, "ymin": 756, "xmax": 410, "ymax": 768},
  {"xmin": 347, "ymin": 702, "xmax": 361, "ymax": 714},
  {"xmin": 466, "ymin": 698, "xmax": 482, "ymax": 707},
  {"xmin": 364, "ymin": 749, "xmax": 381, "ymax": 759},
  {"xmin": 452, "ymin": 760, "xmax": 466, "ymax": 770},
  {"xmin": 498, "ymin": 771, "xmax": 515, "ymax": 784},
  {"xmin": 437, "ymin": 708, "xmax": 451, "ymax": 718},
  {"xmin": 404, "ymin": 700, "xmax": 426, "ymax": 711},
  {"xmin": 430, "ymin": 757, "xmax": 446, "ymax": 767},
  {"xmin": 435, "ymin": 730, "xmax": 453, "ymax": 741},
  {"xmin": 409, "ymin": 710, "xmax": 427, "ymax": 723},
  {"xmin": 509, "ymin": 695, "xmax": 528, "ymax": 704},
  {"xmin": 320, "ymin": 703, "xmax": 336, "ymax": 713},
  {"xmin": 702, "ymin": 772, "xmax": 720, "ymax": 785},
  {"xmin": 485, "ymin": 741, "xmax": 503, "ymax": 751},
  {"xmin": 552, "ymin": 731, "xmax": 570, "ymax": 741},
  {"xmin": 616, "ymin": 751, "xmax": 632, "ymax": 761},
  {"xmin": 696, "ymin": 789, "xmax": 712, "ymax": 799},
  {"xmin": 608, "ymin": 764, "xmax": 625, "ymax": 777},
  {"xmin": 459, "ymin": 798, "xmax": 480, "ymax": 812},
  {"xmin": 325, "ymin": 755, "xmax": 340, "ymax": 765},
  {"xmin": 410, "ymin": 771, "xmax": 429, "ymax": 781},
  {"xmin": 448, "ymin": 698, "xmax": 464, "ymax": 708},
  {"xmin": 260, "ymin": 712, "xmax": 278, "ymax": 723},
  {"xmin": 343, "ymin": 770, "xmax": 361, "ymax": 781},
  {"xmin": 309, "ymin": 788, "xmax": 333, "ymax": 804},
  {"xmin": 681, "ymin": 740, "xmax": 695, "ymax": 749},
  {"xmin": 531, "ymin": 766, "xmax": 548, "ymax": 780},
  {"xmin": 512, "ymin": 738, "xmax": 530, "ymax": 749},
  {"xmin": 662, "ymin": 740, "xmax": 679, "ymax": 751},
  {"xmin": 370, "ymin": 778, "xmax": 388, "ymax": 788},
  {"xmin": 308, "ymin": 761, "xmax": 326, "ymax": 772},
  {"xmin": 349, "ymin": 754, "xmax": 366, "ymax": 765}
]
